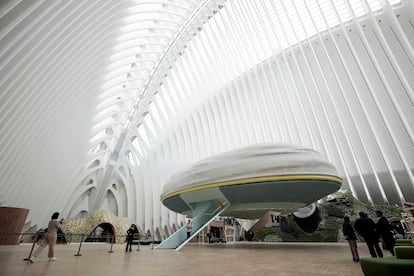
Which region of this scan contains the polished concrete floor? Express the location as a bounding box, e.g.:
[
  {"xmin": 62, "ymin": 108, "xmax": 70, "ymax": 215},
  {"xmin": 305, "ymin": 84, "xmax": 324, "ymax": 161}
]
[{"xmin": 0, "ymin": 241, "xmax": 377, "ymax": 276}]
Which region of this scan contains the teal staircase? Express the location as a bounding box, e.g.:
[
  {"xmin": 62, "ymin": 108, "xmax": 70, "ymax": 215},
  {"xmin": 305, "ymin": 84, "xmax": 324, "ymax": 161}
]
[{"xmin": 156, "ymin": 200, "xmax": 228, "ymax": 251}]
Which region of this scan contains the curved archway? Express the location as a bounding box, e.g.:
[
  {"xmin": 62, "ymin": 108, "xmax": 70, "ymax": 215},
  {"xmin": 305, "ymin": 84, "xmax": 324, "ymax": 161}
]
[{"xmin": 85, "ymin": 222, "xmax": 115, "ymax": 243}]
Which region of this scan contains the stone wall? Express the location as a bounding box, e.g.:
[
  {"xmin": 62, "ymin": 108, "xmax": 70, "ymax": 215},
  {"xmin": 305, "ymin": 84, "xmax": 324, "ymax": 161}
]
[
  {"xmin": 60, "ymin": 209, "xmax": 139, "ymax": 244},
  {"xmin": 256, "ymin": 190, "xmax": 403, "ymax": 242}
]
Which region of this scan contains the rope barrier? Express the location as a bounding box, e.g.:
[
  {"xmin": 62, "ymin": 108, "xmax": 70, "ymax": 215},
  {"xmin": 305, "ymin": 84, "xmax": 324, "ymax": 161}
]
[{"xmin": 0, "ymin": 232, "xmax": 161, "ymax": 259}]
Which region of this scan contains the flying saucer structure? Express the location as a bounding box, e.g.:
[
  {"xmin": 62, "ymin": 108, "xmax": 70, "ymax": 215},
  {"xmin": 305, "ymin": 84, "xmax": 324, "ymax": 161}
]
[
  {"xmin": 157, "ymin": 143, "xmax": 342, "ymax": 249},
  {"xmin": 161, "ymin": 143, "xmax": 342, "ymax": 219}
]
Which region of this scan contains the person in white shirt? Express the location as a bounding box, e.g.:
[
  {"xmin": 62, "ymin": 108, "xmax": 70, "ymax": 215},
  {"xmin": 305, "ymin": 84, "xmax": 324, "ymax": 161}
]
[
  {"xmin": 29, "ymin": 212, "xmax": 62, "ymax": 263},
  {"xmin": 186, "ymin": 220, "xmax": 192, "ymax": 239}
]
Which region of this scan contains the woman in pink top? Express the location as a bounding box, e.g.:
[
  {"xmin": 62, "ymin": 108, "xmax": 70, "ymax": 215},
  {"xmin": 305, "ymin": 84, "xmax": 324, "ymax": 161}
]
[{"xmin": 29, "ymin": 212, "xmax": 62, "ymax": 263}]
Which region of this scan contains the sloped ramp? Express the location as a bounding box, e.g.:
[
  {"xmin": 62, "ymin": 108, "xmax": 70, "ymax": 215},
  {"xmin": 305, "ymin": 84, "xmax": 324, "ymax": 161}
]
[{"xmin": 156, "ymin": 200, "xmax": 228, "ymax": 251}]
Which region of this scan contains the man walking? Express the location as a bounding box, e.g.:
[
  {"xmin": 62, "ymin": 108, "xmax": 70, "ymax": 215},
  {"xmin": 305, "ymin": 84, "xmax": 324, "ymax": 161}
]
[
  {"xmin": 375, "ymin": 210, "xmax": 395, "ymax": 256},
  {"xmin": 354, "ymin": 212, "xmax": 383, "ymax": 258}
]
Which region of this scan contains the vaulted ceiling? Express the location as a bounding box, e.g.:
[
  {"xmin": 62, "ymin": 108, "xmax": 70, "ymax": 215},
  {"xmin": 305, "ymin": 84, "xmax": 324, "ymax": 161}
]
[{"xmin": 0, "ymin": 0, "xmax": 413, "ymax": 230}]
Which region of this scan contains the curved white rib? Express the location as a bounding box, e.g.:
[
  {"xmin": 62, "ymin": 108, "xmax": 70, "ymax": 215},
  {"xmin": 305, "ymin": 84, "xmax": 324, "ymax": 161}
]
[{"xmin": 0, "ymin": 0, "xmax": 413, "ymax": 236}]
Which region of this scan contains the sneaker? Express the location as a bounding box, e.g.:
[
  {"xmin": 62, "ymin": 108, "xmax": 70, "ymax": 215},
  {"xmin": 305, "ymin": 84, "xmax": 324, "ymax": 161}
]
[
  {"xmin": 49, "ymin": 257, "xmax": 58, "ymax": 262},
  {"xmin": 29, "ymin": 256, "xmax": 36, "ymax": 263}
]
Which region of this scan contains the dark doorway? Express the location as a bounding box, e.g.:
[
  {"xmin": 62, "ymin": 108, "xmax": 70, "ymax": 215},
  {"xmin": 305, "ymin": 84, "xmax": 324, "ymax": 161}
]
[
  {"xmin": 85, "ymin": 223, "xmax": 114, "ymax": 243},
  {"xmin": 210, "ymin": 226, "xmax": 221, "ymax": 239},
  {"xmin": 208, "ymin": 226, "xmax": 226, "ymax": 243}
]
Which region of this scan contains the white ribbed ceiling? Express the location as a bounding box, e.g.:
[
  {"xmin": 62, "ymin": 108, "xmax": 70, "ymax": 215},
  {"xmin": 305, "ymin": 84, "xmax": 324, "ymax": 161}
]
[{"xmin": 1, "ymin": 0, "xmax": 413, "ymax": 231}]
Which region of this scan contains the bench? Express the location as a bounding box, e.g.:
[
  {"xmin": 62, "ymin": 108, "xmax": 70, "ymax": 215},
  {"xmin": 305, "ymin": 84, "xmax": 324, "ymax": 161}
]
[{"xmin": 360, "ymin": 245, "xmax": 414, "ymax": 276}]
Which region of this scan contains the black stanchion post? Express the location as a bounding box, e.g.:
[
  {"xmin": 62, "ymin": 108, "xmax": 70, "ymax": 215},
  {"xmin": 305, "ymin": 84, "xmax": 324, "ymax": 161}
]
[
  {"xmin": 151, "ymin": 235, "xmax": 154, "ymax": 250},
  {"xmin": 108, "ymin": 235, "xmax": 114, "ymax": 253},
  {"xmin": 23, "ymin": 236, "xmax": 37, "ymax": 261},
  {"xmin": 74, "ymin": 234, "xmax": 84, "ymax": 256},
  {"xmin": 136, "ymin": 235, "xmax": 140, "ymax": 251}
]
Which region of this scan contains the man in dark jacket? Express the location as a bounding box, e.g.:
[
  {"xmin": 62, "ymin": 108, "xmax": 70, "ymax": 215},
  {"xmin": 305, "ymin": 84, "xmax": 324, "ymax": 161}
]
[
  {"xmin": 375, "ymin": 210, "xmax": 395, "ymax": 256},
  {"xmin": 354, "ymin": 212, "xmax": 383, "ymax": 257}
]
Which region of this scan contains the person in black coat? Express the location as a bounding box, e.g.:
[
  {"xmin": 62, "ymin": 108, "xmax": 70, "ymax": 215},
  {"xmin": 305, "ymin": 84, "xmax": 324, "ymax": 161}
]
[
  {"xmin": 354, "ymin": 212, "xmax": 383, "ymax": 258},
  {"xmin": 125, "ymin": 224, "xmax": 139, "ymax": 252},
  {"xmin": 375, "ymin": 210, "xmax": 395, "ymax": 256},
  {"xmin": 342, "ymin": 216, "xmax": 360, "ymax": 262}
]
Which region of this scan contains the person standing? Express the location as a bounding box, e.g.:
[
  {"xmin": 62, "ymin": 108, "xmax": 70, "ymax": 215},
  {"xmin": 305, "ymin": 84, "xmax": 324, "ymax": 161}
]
[
  {"xmin": 207, "ymin": 230, "xmax": 213, "ymax": 243},
  {"xmin": 125, "ymin": 224, "xmax": 139, "ymax": 252},
  {"xmin": 375, "ymin": 210, "xmax": 395, "ymax": 256},
  {"xmin": 354, "ymin": 212, "xmax": 383, "ymax": 258},
  {"xmin": 246, "ymin": 230, "xmax": 254, "ymax": 241},
  {"xmin": 342, "ymin": 216, "xmax": 360, "ymax": 262},
  {"xmin": 29, "ymin": 212, "xmax": 62, "ymax": 263},
  {"xmin": 186, "ymin": 220, "xmax": 192, "ymax": 239}
]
